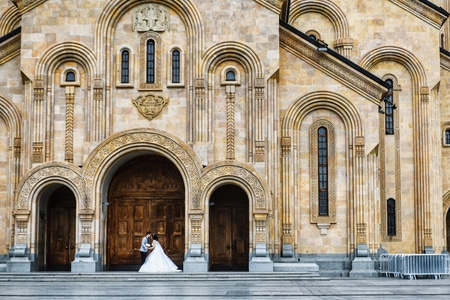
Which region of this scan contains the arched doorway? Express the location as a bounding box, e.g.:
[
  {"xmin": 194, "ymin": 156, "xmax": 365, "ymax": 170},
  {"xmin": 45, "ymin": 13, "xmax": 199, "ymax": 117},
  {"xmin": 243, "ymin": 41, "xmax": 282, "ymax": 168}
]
[
  {"xmin": 45, "ymin": 186, "xmax": 77, "ymax": 271},
  {"xmin": 209, "ymin": 185, "xmax": 249, "ymax": 271},
  {"xmin": 107, "ymin": 155, "xmax": 185, "ymax": 271}
]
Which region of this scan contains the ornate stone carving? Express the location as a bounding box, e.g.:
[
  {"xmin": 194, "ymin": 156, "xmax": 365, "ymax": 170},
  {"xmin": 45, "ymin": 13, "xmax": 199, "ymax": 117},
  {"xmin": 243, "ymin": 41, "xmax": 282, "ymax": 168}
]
[
  {"xmin": 65, "ymin": 86, "xmax": 74, "ymax": 163},
  {"xmin": 201, "ymin": 165, "xmax": 266, "ymax": 209},
  {"xmin": 133, "ymin": 4, "xmax": 169, "ymax": 32},
  {"xmin": 132, "ymin": 93, "xmax": 168, "ymax": 121},
  {"xmin": 17, "ymin": 165, "xmax": 87, "ymax": 209},
  {"xmin": 14, "ymin": 137, "xmax": 21, "ymax": 158},
  {"xmin": 84, "ymin": 131, "xmax": 201, "ymax": 209},
  {"xmin": 190, "ymin": 214, "xmax": 203, "ymax": 244},
  {"xmin": 355, "ymin": 136, "xmax": 365, "ymax": 158}
]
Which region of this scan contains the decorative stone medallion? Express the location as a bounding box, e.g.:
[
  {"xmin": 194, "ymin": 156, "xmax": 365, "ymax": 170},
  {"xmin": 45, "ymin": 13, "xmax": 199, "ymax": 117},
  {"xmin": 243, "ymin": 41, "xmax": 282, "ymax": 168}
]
[{"xmin": 132, "ymin": 93, "xmax": 168, "ymax": 120}]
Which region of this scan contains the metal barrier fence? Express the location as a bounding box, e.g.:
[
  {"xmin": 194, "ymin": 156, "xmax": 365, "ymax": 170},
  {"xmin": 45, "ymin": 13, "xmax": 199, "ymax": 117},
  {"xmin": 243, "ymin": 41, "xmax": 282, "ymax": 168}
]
[{"xmin": 379, "ymin": 254, "xmax": 450, "ymax": 279}]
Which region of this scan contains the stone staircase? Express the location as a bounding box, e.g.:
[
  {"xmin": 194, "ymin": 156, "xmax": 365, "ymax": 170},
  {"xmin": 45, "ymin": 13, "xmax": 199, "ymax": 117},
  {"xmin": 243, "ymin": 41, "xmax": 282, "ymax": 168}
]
[{"xmin": 0, "ymin": 271, "xmax": 323, "ymax": 282}]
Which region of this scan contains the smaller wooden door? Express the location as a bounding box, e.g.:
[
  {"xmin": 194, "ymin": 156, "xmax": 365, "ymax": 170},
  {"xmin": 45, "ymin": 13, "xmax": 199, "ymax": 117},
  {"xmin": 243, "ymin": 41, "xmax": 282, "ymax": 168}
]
[
  {"xmin": 47, "ymin": 188, "xmax": 76, "ymax": 271},
  {"xmin": 209, "ymin": 186, "xmax": 249, "ymax": 271}
]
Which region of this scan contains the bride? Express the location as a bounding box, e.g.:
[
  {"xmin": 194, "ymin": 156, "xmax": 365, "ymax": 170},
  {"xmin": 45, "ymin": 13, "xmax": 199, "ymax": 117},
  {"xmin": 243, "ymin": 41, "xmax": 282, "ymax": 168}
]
[{"xmin": 139, "ymin": 234, "xmax": 181, "ymax": 272}]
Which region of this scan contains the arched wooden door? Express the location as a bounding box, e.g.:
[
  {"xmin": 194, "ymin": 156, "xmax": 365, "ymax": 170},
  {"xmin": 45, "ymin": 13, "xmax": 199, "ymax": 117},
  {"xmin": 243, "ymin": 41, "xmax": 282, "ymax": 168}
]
[
  {"xmin": 107, "ymin": 155, "xmax": 185, "ymax": 271},
  {"xmin": 46, "ymin": 186, "xmax": 76, "ymax": 271},
  {"xmin": 209, "ymin": 185, "xmax": 249, "ymax": 271}
]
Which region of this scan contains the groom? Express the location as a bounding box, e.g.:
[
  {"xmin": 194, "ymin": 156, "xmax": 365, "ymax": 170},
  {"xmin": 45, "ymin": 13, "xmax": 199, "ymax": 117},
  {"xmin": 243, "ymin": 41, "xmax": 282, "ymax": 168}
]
[{"xmin": 140, "ymin": 231, "xmax": 154, "ymax": 266}]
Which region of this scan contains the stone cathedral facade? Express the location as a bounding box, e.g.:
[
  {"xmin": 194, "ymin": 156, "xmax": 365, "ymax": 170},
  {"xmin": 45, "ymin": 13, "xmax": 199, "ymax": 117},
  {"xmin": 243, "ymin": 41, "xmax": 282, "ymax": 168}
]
[{"xmin": 1, "ymin": 0, "xmax": 450, "ymax": 276}]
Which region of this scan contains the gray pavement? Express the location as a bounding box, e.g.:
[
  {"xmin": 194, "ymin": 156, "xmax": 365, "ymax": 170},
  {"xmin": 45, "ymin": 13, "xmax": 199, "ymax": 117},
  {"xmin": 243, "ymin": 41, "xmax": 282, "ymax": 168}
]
[{"xmin": 0, "ymin": 274, "xmax": 449, "ymax": 299}]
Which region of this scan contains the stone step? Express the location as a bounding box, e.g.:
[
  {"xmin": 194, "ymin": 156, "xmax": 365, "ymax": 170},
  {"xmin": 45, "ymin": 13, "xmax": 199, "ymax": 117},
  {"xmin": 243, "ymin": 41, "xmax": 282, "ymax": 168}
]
[{"xmin": 0, "ymin": 271, "xmax": 325, "ymax": 282}]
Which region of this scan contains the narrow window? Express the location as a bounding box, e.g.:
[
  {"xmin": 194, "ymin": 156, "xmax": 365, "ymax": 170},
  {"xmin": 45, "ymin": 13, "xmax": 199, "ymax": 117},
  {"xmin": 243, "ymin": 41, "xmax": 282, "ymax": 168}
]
[
  {"xmin": 446, "ymin": 129, "xmax": 450, "ymax": 145},
  {"xmin": 226, "ymin": 70, "xmax": 235, "ymax": 81},
  {"xmin": 385, "ymin": 79, "xmax": 394, "ymax": 135},
  {"xmin": 121, "ymin": 50, "xmax": 130, "ymax": 83},
  {"xmin": 146, "ymin": 39, "xmax": 155, "ymax": 83},
  {"xmin": 318, "ymin": 127, "xmax": 328, "ymax": 216},
  {"xmin": 66, "ymin": 71, "xmax": 75, "ymax": 82},
  {"xmin": 387, "ymin": 198, "xmax": 396, "ymax": 236},
  {"xmin": 172, "ymin": 50, "xmax": 180, "ymax": 83}
]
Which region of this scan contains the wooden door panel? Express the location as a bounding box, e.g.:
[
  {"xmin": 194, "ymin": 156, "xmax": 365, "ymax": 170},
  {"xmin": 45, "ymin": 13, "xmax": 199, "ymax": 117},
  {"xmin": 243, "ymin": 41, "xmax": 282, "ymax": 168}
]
[
  {"xmin": 210, "ymin": 204, "xmax": 248, "ymax": 271},
  {"xmin": 47, "ymin": 203, "xmax": 75, "ymax": 271},
  {"xmin": 151, "ymin": 199, "xmax": 184, "ymax": 267},
  {"xmin": 231, "ymin": 207, "xmax": 248, "ymax": 269},
  {"xmin": 108, "ymin": 199, "xmax": 150, "ymax": 267},
  {"xmin": 109, "ymin": 198, "xmax": 184, "ymax": 269}
]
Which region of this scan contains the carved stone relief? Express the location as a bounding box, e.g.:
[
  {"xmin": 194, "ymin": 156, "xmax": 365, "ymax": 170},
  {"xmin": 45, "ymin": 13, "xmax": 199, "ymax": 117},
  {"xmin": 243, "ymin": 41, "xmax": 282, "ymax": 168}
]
[
  {"xmin": 201, "ymin": 165, "xmax": 266, "ymax": 210},
  {"xmin": 16, "ymin": 165, "xmax": 87, "ymax": 210},
  {"xmin": 133, "ymin": 4, "xmax": 169, "ymax": 32},
  {"xmin": 83, "ymin": 131, "xmax": 201, "ymax": 209},
  {"xmin": 132, "ymin": 93, "xmax": 168, "ymax": 121}
]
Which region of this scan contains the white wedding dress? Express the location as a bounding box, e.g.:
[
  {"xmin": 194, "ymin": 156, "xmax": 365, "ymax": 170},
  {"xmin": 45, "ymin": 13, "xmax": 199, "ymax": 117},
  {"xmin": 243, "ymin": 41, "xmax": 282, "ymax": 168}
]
[{"xmin": 138, "ymin": 240, "xmax": 181, "ymax": 272}]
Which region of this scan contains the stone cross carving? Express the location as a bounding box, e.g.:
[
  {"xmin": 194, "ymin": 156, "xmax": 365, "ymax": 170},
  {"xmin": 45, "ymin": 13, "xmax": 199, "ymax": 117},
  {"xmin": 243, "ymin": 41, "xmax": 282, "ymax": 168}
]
[{"xmin": 133, "ymin": 4, "xmax": 169, "ymax": 32}]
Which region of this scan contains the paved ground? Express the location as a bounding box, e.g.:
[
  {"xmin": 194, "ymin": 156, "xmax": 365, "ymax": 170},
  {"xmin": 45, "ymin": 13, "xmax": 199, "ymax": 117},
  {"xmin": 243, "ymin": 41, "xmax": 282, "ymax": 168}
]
[{"xmin": 0, "ymin": 275, "xmax": 449, "ymax": 299}]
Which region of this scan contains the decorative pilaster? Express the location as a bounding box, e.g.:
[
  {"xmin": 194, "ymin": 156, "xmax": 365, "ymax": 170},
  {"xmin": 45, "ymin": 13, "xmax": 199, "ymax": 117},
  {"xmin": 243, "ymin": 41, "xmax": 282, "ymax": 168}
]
[
  {"xmin": 226, "ymin": 85, "xmax": 236, "ymax": 160},
  {"xmin": 93, "ymin": 79, "xmax": 103, "ymax": 142},
  {"xmin": 194, "ymin": 78, "xmax": 206, "ymax": 142},
  {"xmin": 418, "ymin": 86, "xmax": 433, "ymax": 252},
  {"xmin": 33, "ymin": 79, "xmax": 44, "ymax": 163},
  {"xmin": 65, "ymin": 86, "xmax": 74, "ymax": 163},
  {"xmin": 14, "ymin": 137, "xmax": 21, "ymax": 190},
  {"xmin": 281, "ymin": 136, "xmax": 292, "ymax": 256},
  {"xmin": 355, "ymin": 136, "xmax": 367, "ymax": 246},
  {"xmin": 255, "ymin": 78, "xmax": 265, "ymax": 162}
]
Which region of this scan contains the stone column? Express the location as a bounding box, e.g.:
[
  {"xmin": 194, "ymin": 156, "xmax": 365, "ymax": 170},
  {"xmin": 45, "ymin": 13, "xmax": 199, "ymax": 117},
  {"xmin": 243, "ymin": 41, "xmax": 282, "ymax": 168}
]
[
  {"xmin": 72, "ymin": 210, "xmax": 97, "ymax": 272},
  {"xmin": 183, "ymin": 214, "xmax": 207, "ymax": 272},
  {"xmin": 281, "ymin": 136, "xmax": 293, "ymax": 258},
  {"xmin": 7, "ymin": 212, "xmax": 33, "ymax": 272},
  {"xmin": 249, "ymin": 213, "xmax": 273, "ymax": 272}
]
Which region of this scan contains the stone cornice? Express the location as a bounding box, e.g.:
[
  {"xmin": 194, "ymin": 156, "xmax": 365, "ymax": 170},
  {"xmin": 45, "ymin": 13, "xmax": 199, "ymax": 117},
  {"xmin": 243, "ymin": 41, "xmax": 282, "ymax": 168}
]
[
  {"xmin": 253, "ymin": 0, "xmax": 281, "ymax": 14},
  {"xmin": 389, "ymin": 0, "xmax": 449, "ymax": 29},
  {"xmin": 440, "ymin": 48, "xmax": 450, "ymax": 72},
  {"xmin": 12, "ymin": 0, "xmax": 47, "ymax": 14},
  {"xmin": 280, "ymin": 26, "xmax": 386, "ymax": 104},
  {"xmin": 0, "ymin": 32, "xmax": 20, "ymax": 65}
]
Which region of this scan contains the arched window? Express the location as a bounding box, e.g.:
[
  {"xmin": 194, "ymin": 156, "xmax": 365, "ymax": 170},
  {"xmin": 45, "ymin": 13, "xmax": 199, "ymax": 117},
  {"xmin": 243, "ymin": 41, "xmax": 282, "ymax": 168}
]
[
  {"xmin": 318, "ymin": 127, "xmax": 328, "ymax": 216},
  {"xmin": 121, "ymin": 50, "xmax": 130, "ymax": 83},
  {"xmin": 385, "ymin": 79, "xmax": 394, "ymax": 135},
  {"xmin": 446, "ymin": 129, "xmax": 450, "ymax": 145},
  {"xmin": 146, "ymin": 39, "xmax": 155, "ymax": 83},
  {"xmin": 65, "ymin": 71, "xmax": 75, "ymax": 82},
  {"xmin": 387, "ymin": 198, "xmax": 396, "ymax": 236},
  {"xmin": 172, "ymin": 50, "xmax": 180, "ymax": 83},
  {"xmin": 226, "ymin": 70, "xmax": 236, "ymax": 81}
]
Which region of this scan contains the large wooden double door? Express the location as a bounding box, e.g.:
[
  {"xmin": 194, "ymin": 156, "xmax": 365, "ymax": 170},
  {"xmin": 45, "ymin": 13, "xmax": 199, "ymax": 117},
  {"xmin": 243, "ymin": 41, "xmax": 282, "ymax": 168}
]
[
  {"xmin": 210, "ymin": 185, "xmax": 249, "ymax": 271},
  {"xmin": 107, "ymin": 155, "xmax": 185, "ymax": 271},
  {"xmin": 107, "ymin": 198, "xmax": 184, "ymax": 270}
]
